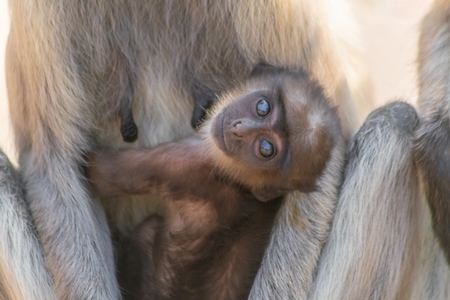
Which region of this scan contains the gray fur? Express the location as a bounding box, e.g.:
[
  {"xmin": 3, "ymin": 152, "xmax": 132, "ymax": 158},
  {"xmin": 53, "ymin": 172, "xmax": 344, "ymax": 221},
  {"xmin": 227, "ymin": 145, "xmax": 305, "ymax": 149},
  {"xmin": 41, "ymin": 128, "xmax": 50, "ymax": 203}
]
[
  {"xmin": 0, "ymin": 151, "xmax": 56, "ymax": 300},
  {"xmin": 3, "ymin": 0, "xmax": 450, "ymax": 298},
  {"xmin": 4, "ymin": 0, "xmax": 450, "ymax": 298},
  {"xmin": 415, "ymin": 0, "xmax": 450, "ymax": 266},
  {"xmin": 310, "ymin": 102, "xmax": 432, "ymax": 299},
  {"xmin": 249, "ymin": 139, "xmax": 345, "ymax": 299}
]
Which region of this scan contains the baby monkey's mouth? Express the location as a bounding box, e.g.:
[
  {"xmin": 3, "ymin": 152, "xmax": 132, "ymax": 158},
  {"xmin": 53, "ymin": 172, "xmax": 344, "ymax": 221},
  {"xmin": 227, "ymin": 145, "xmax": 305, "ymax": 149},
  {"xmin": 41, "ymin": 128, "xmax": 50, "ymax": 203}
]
[{"xmin": 212, "ymin": 111, "xmax": 228, "ymax": 153}]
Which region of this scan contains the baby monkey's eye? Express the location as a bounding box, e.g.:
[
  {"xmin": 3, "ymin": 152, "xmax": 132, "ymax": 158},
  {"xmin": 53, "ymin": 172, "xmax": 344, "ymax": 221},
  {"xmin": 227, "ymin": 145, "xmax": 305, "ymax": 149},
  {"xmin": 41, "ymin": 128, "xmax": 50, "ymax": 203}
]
[
  {"xmin": 256, "ymin": 99, "xmax": 271, "ymax": 117},
  {"xmin": 259, "ymin": 140, "xmax": 275, "ymax": 158}
]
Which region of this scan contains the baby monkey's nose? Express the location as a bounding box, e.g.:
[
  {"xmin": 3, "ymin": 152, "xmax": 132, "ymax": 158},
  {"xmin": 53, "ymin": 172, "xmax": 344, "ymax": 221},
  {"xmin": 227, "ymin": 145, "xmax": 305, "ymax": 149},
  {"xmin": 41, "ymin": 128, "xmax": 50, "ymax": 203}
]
[{"xmin": 230, "ymin": 119, "xmax": 260, "ymax": 138}]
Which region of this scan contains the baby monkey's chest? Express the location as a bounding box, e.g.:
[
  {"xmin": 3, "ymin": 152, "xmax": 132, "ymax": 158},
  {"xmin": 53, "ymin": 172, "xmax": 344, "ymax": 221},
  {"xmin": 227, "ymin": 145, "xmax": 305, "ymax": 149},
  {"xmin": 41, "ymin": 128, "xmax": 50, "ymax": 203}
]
[{"xmin": 164, "ymin": 186, "xmax": 255, "ymax": 233}]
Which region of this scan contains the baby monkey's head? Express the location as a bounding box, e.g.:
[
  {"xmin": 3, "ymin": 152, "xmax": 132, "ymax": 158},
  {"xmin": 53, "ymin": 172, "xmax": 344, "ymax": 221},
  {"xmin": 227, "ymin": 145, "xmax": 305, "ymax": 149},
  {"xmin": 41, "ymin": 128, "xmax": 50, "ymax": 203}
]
[{"xmin": 201, "ymin": 64, "xmax": 342, "ymax": 201}]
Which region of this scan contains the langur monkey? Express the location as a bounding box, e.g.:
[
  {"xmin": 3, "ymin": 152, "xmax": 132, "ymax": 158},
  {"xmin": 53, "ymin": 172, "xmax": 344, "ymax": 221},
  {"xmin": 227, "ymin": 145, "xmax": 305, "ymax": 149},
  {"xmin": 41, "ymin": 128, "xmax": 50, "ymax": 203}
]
[
  {"xmin": 415, "ymin": 0, "xmax": 450, "ymax": 265},
  {"xmin": 87, "ymin": 66, "xmax": 341, "ymax": 300},
  {"xmin": 5, "ymin": 1, "xmax": 368, "ymax": 299},
  {"xmin": 9, "ymin": 1, "xmax": 449, "ymax": 300},
  {"xmin": 307, "ymin": 2, "xmax": 450, "ymax": 298}
]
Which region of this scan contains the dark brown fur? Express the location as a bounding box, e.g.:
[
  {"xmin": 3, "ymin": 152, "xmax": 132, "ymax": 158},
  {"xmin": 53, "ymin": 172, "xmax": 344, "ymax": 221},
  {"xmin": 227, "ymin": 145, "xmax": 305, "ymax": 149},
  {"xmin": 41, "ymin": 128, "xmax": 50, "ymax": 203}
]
[{"xmin": 87, "ymin": 68, "xmax": 341, "ymax": 299}]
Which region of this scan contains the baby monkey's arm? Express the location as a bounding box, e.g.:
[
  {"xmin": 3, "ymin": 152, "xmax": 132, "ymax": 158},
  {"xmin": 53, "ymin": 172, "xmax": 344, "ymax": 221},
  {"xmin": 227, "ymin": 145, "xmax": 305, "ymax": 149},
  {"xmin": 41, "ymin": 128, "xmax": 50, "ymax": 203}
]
[{"xmin": 86, "ymin": 137, "xmax": 210, "ymax": 198}]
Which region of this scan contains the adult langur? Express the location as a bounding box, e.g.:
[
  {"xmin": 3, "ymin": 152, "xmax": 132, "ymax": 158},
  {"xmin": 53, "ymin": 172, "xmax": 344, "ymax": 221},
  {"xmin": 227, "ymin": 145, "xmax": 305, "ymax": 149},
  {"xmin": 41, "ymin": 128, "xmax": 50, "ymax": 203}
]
[{"xmin": 4, "ymin": 1, "xmax": 449, "ymax": 299}]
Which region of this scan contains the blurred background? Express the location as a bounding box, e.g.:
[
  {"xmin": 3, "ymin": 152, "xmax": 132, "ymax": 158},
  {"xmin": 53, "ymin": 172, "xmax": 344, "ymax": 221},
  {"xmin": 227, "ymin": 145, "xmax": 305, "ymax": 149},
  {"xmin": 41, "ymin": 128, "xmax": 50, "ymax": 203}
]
[{"xmin": 0, "ymin": 0, "xmax": 433, "ymax": 164}]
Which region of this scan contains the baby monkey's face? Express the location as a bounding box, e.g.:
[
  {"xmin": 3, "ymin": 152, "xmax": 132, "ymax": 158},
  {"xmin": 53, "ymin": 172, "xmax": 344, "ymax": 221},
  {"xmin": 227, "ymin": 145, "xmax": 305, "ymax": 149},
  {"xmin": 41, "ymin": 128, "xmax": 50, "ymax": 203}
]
[
  {"xmin": 211, "ymin": 87, "xmax": 290, "ymax": 173},
  {"xmin": 203, "ymin": 66, "xmax": 341, "ymax": 201}
]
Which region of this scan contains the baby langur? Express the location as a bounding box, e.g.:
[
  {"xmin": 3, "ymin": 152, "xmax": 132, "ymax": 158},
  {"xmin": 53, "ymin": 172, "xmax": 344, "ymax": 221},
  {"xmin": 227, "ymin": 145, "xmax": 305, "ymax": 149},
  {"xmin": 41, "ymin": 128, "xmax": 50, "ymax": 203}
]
[{"xmin": 87, "ymin": 65, "xmax": 342, "ymax": 300}]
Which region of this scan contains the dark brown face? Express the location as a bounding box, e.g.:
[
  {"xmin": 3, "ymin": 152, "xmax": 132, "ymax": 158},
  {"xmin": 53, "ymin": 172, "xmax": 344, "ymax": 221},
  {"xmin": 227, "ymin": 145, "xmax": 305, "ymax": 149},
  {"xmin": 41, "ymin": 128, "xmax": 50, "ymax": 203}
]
[
  {"xmin": 211, "ymin": 88, "xmax": 290, "ymax": 172},
  {"xmin": 207, "ymin": 65, "xmax": 341, "ymax": 201}
]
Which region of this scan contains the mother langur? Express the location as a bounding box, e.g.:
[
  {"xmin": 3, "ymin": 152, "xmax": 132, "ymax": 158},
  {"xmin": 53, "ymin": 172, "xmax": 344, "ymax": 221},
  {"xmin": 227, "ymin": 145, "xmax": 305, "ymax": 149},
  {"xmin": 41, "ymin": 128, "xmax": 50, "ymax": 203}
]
[{"xmin": 2, "ymin": 0, "xmax": 449, "ymax": 299}]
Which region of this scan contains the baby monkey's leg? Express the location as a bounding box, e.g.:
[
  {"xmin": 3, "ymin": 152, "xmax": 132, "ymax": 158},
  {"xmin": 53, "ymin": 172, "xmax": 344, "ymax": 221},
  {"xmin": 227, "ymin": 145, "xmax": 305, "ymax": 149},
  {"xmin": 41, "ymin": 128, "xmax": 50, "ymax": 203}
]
[{"xmin": 118, "ymin": 215, "xmax": 162, "ymax": 300}]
